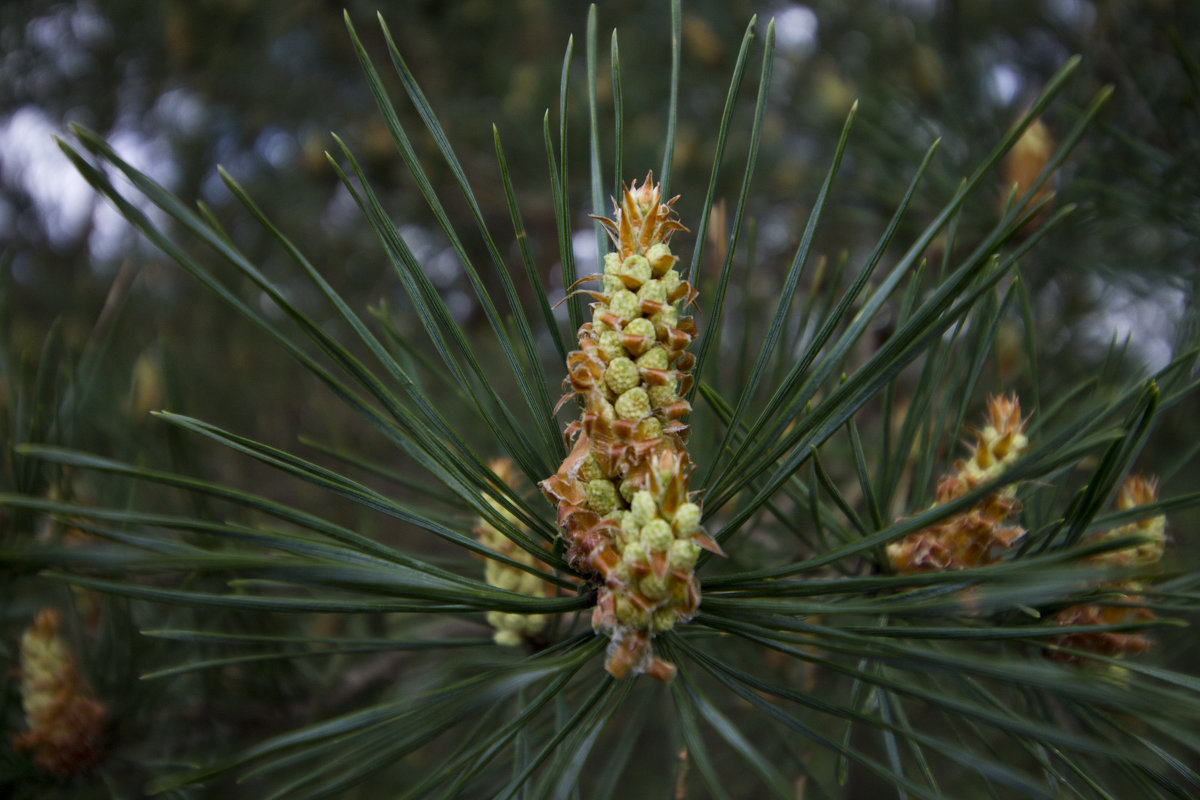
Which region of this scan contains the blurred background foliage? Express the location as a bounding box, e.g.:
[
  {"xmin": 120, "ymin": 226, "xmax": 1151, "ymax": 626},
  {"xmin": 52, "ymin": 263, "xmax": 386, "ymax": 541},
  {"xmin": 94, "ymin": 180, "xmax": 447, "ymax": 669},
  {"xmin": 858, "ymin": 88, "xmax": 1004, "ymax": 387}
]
[
  {"xmin": 1, "ymin": 0, "xmax": 1198, "ymax": 795},
  {"xmin": 2, "ymin": 0, "xmax": 1197, "ymax": 431}
]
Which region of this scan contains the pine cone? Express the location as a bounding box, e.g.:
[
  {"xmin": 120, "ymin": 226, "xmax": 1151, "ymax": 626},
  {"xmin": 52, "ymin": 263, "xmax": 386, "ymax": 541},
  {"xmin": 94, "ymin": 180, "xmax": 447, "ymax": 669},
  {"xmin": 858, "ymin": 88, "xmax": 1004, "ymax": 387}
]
[
  {"xmin": 541, "ymin": 173, "xmax": 720, "ymax": 681},
  {"xmin": 476, "ymin": 458, "xmax": 554, "ymax": 646},
  {"xmin": 14, "ymin": 609, "xmax": 106, "ymax": 777},
  {"xmin": 888, "ymin": 394, "xmax": 1029, "ymax": 573},
  {"xmin": 1051, "ymin": 474, "xmax": 1167, "ymax": 663}
]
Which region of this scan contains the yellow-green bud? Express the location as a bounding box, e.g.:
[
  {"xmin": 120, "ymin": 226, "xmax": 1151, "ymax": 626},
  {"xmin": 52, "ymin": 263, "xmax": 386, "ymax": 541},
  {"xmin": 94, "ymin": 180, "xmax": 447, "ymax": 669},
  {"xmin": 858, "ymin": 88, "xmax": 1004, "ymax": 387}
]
[
  {"xmin": 623, "ymin": 540, "xmax": 649, "ymax": 567},
  {"xmin": 620, "ymin": 255, "xmax": 652, "ymax": 286},
  {"xmin": 648, "ymin": 384, "xmax": 678, "ymax": 408},
  {"xmin": 624, "ymin": 317, "xmax": 655, "ymax": 341},
  {"xmin": 669, "ymin": 539, "xmax": 700, "ymax": 571},
  {"xmin": 615, "ymin": 387, "xmax": 650, "ymax": 420},
  {"xmin": 661, "ymin": 268, "xmax": 681, "ymax": 294},
  {"xmin": 633, "ymin": 417, "xmax": 663, "ymax": 440},
  {"xmin": 604, "ymin": 252, "xmax": 622, "ymax": 274},
  {"xmin": 636, "ymin": 346, "xmax": 669, "ymax": 371},
  {"xmin": 599, "ymin": 330, "xmax": 624, "ymax": 361},
  {"xmin": 638, "ymin": 279, "xmax": 667, "ymax": 304},
  {"xmin": 631, "ymin": 490, "xmax": 657, "ymax": 527},
  {"xmin": 605, "ymin": 357, "xmax": 640, "ymax": 395},
  {"xmin": 586, "ymin": 479, "xmax": 619, "ymax": 516},
  {"xmin": 646, "ymin": 243, "xmax": 674, "ymax": 276},
  {"xmin": 651, "ymin": 606, "xmax": 677, "ymax": 632},
  {"xmin": 609, "ymin": 289, "xmax": 639, "ymax": 321},
  {"xmin": 616, "ymin": 596, "xmax": 649, "ymax": 628},
  {"xmin": 653, "ymin": 306, "xmax": 679, "ymax": 328},
  {"xmin": 642, "ymin": 519, "xmax": 674, "ymax": 552},
  {"xmin": 603, "ymin": 274, "xmax": 624, "ymax": 295},
  {"xmin": 580, "ymin": 453, "xmax": 604, "ymax": 481},
  {"xmin": 673, "ymin": 502, "xmax": 701, "ymax": 537},
  {"xmin": 619, "ymin": 512, "xmax": 640, "ymax": 545},
  {"xmin": 639, "ymin": 574, "xmax": 670, "ymax": 602},
  {"xmin": 619, "ymin": 479, "xmax": 637, "ymax": 503}
]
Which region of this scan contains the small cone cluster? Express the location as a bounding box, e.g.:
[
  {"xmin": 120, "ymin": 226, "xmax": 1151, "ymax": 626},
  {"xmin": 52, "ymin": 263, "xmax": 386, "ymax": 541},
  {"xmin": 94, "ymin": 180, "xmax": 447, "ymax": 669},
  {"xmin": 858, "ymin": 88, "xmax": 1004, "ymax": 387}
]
[
  {"xmin": 888, "ymin": 394, "xmax": 1029, "ymax": 573},
  {"xmin": 1051, "ymin": 474, "xmax": 1166, "ymax": 662},
  {"xmin": 1087, "ymin": 475, "xmax": 1166, "ymax": 568},
  {"xmin": 540, "ymin": 173, "xmax": 719, "ymax": 682},
  {"xmin": 475, "ymin": 458, "xmax": 553, "ymax": 647},
  {"xmin": 14, "ymin": 608, "xmax": 106, "ymax": 777}
]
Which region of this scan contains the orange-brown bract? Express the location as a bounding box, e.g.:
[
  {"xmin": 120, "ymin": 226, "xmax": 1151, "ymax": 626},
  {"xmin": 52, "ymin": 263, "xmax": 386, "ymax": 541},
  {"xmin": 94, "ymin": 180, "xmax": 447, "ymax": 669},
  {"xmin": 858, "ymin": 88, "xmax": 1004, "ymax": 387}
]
[{"xmin": 540, "ymin": 173, "xmax": 720, "ymax": 682}]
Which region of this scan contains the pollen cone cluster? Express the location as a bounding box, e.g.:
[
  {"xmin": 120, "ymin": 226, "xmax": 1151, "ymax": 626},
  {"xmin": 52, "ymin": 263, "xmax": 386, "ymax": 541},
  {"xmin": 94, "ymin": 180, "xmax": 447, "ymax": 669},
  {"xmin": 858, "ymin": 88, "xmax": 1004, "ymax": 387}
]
[
  {"xmin": 540, "ymin": 173, "xmax": 719, "ymax": 682},
  {"xmin": 1051, "ymin": 474, "xmax": 1166, "ymax": 663},
  {"xmin": 888, "ymin": 394, "xmax": 1029, "ymax": 573},
  {"xmin": 14, "ymin": 608, "xmax": 106, "ymax": 777},
  {"xmin": 476, "ymin": 458, "xmax": 553, "ymax": 647}
]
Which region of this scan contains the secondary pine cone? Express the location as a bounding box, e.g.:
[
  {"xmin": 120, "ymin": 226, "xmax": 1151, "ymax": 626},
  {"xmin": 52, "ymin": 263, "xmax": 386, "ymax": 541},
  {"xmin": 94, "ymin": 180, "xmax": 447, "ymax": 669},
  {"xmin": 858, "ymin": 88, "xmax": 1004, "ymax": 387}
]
[
  {"xmin": 888, "ymin": 394, "xmax": 1029, "ymax": 573},
  {"xmin": 476, "ymin": 458, "xmax": 555, "ymax": 647},
  {"xmin": 540, "ymin": 173, "xmax": 721, "ymax": 682},
  {"xmin": 1051, "ymin": 474, "xmax": 1167, "ymax": 663},
  {"xmin": 14, "ymin": 608, "xmax": 107, "ymax": 777}
]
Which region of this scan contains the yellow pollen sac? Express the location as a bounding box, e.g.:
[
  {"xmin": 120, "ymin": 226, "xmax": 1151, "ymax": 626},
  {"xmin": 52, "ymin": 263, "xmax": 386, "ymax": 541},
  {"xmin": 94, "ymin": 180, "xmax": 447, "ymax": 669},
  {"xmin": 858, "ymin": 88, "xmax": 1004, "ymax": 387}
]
[
  {"xmin": 636, "ymin": 346, "xmax": 669, "ymax": 371},
  {"xmin": 638, "ymin": 279, "xmax": 667, "ymax": 304},
  {"xmin": 639, "ymin": 574, "xmax": 671, "ymax": 602},
  {"xmin": 648, "ymin": 384, "xmax": 677, "ymax": 408},
  {"xmin": 615, "ymin": 387, "xmax": 651, "ymax": 420},
  {"xmin": 579, "ymin": 453, "xmax": 604, "ymax": 481},
  {"xmin": 609, "ymin": 289, "xmax": 639, "ymax": 321},
  {"xmin": 651, "ymin": 606, "xmax": 677, "ymax": 633},
  {"xmin": 661, "ymin": 268, "xmax": 682, "ymax": 294},
  {"xmin": 652, "ymin": 306, "xmax": 679, "ymax": 329},
  {"xmin": 633, "ymin": 417, "xmax": 663, "ymax": 440},
  {"xmin": 620, "ymin": 255, "xmax": 652, "ymax": 286},
  {"xmin": 641, "ymin": 519, "xmax": 674, "ymax": 552},
  {"xmin": 587, "ymin": 479, "xmax": 619, "ymax": 516},
  {"xmin": 631, "ymin": 491, "xmax": 657, "ymax": 527},
  {"xmin": 624, "ymin": 316, "xmax": 655, "ymax": 342},
  {"xmin": 672, "ymin": 503, "xmax": 701, "ymax": 537},
  {"xmin": 598, "ymin": 330, "xmax": 624, "ymax": 361},
  {"xmin": 605, "ymin": 357, "xmax": 640, "ymax": 395},
  {"xmin": 646, "ymin": 243, "xmax": 674, "ymax": 276},
  {"xmin": 669, "ymin": 539, "xmax": 701, "ymax": 571}
]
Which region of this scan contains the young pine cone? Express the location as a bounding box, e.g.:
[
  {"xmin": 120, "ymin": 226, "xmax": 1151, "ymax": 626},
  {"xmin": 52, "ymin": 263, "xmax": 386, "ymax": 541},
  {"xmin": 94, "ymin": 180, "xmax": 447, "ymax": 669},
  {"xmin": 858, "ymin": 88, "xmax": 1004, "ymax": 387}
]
[
  {"xmin": 14, "ymin": 608, "xmax": 106, "ymax": 777},
  {"xmin": 888, "ymin": 394, "xmax": 1029, "ymax": 573},
  {"xmin": 1051, "ymin": 474, "xmax": 1167, "ymax": 663},
  {"xmin": 476, "ymin": 458, "xmax": 554, "ymax": 647},
  {"xmin": 540, "ymin": 173, "xmax": 721, "ymax": 682}
]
